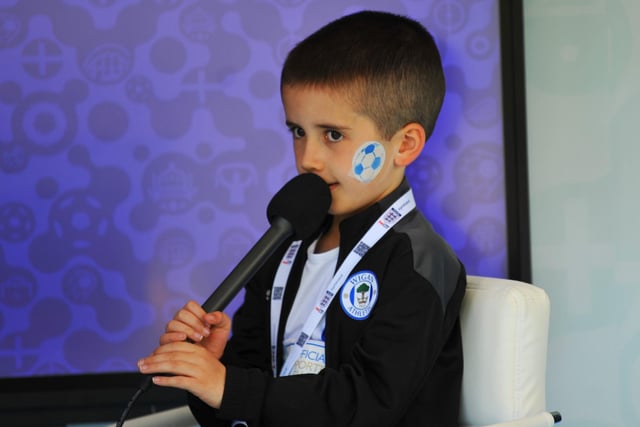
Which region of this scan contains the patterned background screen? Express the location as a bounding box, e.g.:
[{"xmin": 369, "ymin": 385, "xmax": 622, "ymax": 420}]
[{"xmin": 0, "ymin": 0, "xmax": 505, "ymax": 378}]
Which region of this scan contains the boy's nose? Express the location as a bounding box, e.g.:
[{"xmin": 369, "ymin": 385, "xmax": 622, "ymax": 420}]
[{"xmin": 298, "ymin": 140, "xmax": 325, "ymax": 172}]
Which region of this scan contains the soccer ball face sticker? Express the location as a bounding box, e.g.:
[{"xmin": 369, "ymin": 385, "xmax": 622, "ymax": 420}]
[{"xmin": 352, "ymin": 141, "xmax": 385, "ymax": 183}]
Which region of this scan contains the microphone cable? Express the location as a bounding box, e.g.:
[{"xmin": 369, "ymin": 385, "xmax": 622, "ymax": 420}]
[{"xmin": 115, "ymin": 376, "xmax": 152, "ymax": 427}]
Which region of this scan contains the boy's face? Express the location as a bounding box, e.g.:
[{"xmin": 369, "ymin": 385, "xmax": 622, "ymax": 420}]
[{"xmin": 282, "ymin": 84, "xmax": 406, "ymax": 222}]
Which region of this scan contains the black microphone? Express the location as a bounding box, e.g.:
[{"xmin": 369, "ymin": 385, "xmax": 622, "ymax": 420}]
[
  {"xmin": 201, "ymin": 172, "xmax": 331, "ymax": 312},
  {"xmin": 120, "ymin": 173, "xmax": 331, "ymax": 426}
]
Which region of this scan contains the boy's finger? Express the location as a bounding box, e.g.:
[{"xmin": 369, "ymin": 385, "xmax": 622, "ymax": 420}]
[
  {"xmin": 205, "ymin": 311, "xmax": 231, "ymax": 329},
  {"xmin": 159, "ymin": 331, "xmax": 188, "ymax": 345}
]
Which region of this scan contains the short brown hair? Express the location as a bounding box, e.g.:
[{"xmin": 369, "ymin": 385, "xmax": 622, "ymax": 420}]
[{"xmin": 281, "ymin": 10, "xmax": 445, "ymax": 140}]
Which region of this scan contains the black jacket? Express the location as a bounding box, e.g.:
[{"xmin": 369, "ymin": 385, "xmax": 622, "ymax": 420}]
[{"xmin": 189, "ymin": 179, "xmax": 466, "ymax": 426}]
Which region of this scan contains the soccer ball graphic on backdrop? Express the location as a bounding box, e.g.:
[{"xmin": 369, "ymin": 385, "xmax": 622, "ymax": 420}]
[{"xmin": 352, "ymin": 142, "xmax": 385, "ymax": 183}]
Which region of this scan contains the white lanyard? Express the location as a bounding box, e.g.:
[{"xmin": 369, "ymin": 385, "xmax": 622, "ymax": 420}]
[{"xmin": 269, "ymin": 189, "xmax": 416, "ymax": 377}]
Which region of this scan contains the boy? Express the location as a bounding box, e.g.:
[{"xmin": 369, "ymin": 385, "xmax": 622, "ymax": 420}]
[{"xmin": 138, "ymin": 10, "xmax": 466, "ymax": 426}]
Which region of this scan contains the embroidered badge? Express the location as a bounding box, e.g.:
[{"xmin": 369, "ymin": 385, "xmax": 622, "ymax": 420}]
[{"xmin": 340, "ymin": 270, "xmax": 379, "ymax": 320}]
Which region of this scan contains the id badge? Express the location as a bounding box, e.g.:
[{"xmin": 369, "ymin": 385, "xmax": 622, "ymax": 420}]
[{"xmin": 283, "ymin": 338, "xmax": 326, "ymax": 375}]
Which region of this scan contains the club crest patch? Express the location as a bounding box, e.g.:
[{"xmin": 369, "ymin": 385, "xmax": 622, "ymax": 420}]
[{"xmin": 340, "ymin": 270, "xmax": 379, "ymax": 320}]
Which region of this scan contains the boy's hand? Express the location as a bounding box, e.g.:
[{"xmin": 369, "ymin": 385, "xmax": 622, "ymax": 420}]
[
  {"xmin": 138, "ymin": 341, "xmax": 226, "ymax": 409},
  {"xmin": 159, "ymin": 300, "xmax": 231, "ymax": 359},
  {"xmin": 137, "ymin": 301, "xmax": 232, "ymax": 408}
]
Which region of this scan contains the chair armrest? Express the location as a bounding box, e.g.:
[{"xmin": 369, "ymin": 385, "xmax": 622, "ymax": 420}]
[
  {"xmin": 105, "ymin": 405, "xmax": 198, "ymax": 427},
  {"xmin": 473, "ymin": 411, "xmax": 559, "ymax": 427}
]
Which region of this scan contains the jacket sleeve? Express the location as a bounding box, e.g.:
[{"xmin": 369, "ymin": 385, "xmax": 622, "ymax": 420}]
[
  {"xmin": 188, "ymin": 260, "xmax": 274, "ymax": 426},
  {"xmin": 202, "ymin": 239, "xmax": 465, "ymax": 427}
]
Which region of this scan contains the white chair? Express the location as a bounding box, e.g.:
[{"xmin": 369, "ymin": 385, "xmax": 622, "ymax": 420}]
[
  {"xmin": 110, "ymin": 275, "xmax": 561, "ymax": 427},
  {"xmin": 460, "ymin": 275, "xmax": 561, "ymax": 427},
  {"xmin": 108, "ymin": 404, "xmax": 198, "ymax": 427}
]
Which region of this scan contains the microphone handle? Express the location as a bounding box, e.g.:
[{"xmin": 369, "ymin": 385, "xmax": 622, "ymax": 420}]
[{"xmin": 201, "ymin": 216, "xmax": 293, "ymax": 312}]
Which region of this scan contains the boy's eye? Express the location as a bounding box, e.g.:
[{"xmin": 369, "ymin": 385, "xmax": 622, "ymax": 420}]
[
  {"xmin": 291, "ymin": 127, "xmax": 305, "ymax": 138},
  {"xmin": 325, "ymin": 130, "xmax": 343, "ymax": 142}
]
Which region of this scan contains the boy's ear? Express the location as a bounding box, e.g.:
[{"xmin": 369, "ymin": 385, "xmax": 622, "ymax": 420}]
[{"xmin": 394, "ymin": 122, "xmax": 426, "ymax": 166}]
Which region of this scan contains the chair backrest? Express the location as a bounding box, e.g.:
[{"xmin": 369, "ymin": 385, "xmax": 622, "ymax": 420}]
[{"xmin": 459, "ymin": 276, "xmax": 551, "ymax": 426}]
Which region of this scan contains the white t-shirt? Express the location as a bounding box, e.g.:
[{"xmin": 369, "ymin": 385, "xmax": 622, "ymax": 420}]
[{"xmin": 282, "ymin": 239, "xmax": 338, "ymax": 375}]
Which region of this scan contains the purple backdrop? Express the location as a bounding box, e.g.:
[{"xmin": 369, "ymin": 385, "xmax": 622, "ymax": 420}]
[{"xmin": 0, "ymin": 0, "xmax": 505, "ymax": 378}]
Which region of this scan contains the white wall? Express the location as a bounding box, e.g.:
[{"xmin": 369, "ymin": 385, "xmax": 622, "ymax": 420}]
[{"xmin": 524, "ymin": 0, "xmax": 640, "ymax": 425}]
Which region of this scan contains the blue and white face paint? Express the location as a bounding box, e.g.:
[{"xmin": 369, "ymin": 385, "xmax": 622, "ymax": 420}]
[{"xmin": 351, "ymin": 141, "xmax": 386, "ymax": 183}]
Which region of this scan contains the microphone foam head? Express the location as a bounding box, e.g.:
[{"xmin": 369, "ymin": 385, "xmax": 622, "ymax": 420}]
[{"xmin": 267, "ymin": 173, "xmax": 331, "ymax": 240}]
